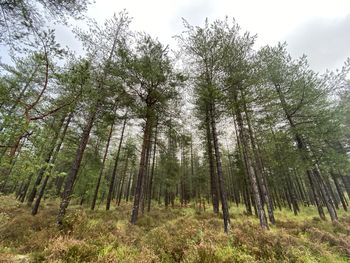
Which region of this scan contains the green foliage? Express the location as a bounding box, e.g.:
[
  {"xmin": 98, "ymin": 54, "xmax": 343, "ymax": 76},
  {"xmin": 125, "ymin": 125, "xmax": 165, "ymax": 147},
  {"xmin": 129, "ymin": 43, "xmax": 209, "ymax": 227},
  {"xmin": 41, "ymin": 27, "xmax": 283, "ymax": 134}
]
[
  {"xmin": 1, "ymin": 8, "xmax": 350, "ymax": 263},
  {"xmin": 0, "ymin": 0, "xmax": 90, "ymax": 46}
]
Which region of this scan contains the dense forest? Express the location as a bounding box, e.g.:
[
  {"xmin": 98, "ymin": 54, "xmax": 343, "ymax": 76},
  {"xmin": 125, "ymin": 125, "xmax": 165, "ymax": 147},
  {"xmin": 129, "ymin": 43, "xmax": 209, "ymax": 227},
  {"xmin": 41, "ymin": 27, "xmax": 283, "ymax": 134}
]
[{"xmin": 1, "ymin": 1, "xmax": 350, "ymax": 262}]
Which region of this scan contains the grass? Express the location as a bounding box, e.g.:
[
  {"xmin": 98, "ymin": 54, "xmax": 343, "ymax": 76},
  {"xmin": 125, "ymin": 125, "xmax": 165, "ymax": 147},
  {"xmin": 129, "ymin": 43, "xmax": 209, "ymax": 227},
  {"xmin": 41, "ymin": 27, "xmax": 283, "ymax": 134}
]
[{"xmin": 0, "ymin": 195, "xmax": 349, "ymax": 262}]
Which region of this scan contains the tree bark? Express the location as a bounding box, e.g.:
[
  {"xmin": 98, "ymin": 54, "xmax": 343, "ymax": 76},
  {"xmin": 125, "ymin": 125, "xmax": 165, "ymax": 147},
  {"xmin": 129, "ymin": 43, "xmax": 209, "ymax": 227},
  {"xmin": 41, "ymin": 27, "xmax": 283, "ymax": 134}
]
[
  {"xmin": 331, "ymin": 172, "xmax": 347, "ymax": 211},
  {"xmin": 286, "ymin": 177, "xmax": 299, "ymax": 215},
  {"xmin": 341, "ymin": 175, "xmax": 350, "ymax": 200},
  {"xmin": 106, "ymin": 114, "xmax": 127, "ymax": 210},
  {"xmin": 234, "ymin": 110, "xmax": 268, "ymax": 229},
  {"xmin": 19, "ymin": 173, "xmax": 34, "ymax": 203},
  {"xmin": 147, "ymin": 123, "xmax": 158, "ymax": 212},
  {"xmin": 125, "ymin": 170, "xmax": 133, "ymax": 202},
  {"xmin": 140, "ymin": 129, "xmax": 152, "ymax": 214},
  {"xmin": 313, "ymin": 168, "xmax": 338, "ymax": 221},
  {"xmin": 205, "ymin": 107, "xmax": 219, "ymax": 214},
  {"xmin": 27, "ymin": 114, "xmax": 66, "ymax": 205},
  {"xmin": 131, "ymin": 110, "xmax": 153, "ymax": 224},
  {"xmin": 274, "ymin": 83, "xmax": 333, "ymax": 221},
  {"xmin": 31, "ymin": 113, "xmax": 73, "ymax": 215},
  {"xmin": 117, "ymin": 154, "xmax": 129, "ymax": 206},
  {"xmin": 31, "ymin": 175, "xmax": 49, "ymax": 215},
  {"xmin": 91, "ymin": 120, "xmax": 115, "ymax": 210},
  {"xmin": 241, "ymin": 91, "xmax": 275, "ymax": 224},
  {"xmin": 57, "ymin": 105, "xmax": 98, "ymax": 227},
  {"xmin": 209, "ymin": 103, "xmax": 230, "ymax": 233}
]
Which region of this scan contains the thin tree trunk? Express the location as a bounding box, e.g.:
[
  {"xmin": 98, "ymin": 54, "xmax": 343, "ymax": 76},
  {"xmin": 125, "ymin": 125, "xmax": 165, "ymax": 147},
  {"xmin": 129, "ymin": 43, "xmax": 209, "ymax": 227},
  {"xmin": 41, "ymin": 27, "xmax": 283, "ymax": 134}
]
[
  {"xmin": 234, "ymin": 110, "xmax": 268, "ymax": 229},
  {"xmin": 205, "ymin": 107, "xmax": 219, "ymax": 214},
  {"xmin": 125, "ymin": 170, "xmax": 133, "ymax": 202},
  {"xmin": 140, "ymin": 129, "xmax": 152, "ymax": 214},
  {"xmin": 307, "ymin": 169, "xmax": 326, "ymax": 220},
  {"xmin": 287, "ymin": 177, "xmax": 299, "ymax": 215},
  {"xmin": 16, "ymin": 181, "xmax": 25, "ymax": 199},
  {"xmin": 19, "ymin": 173, "xmax": 34, "ymax": 203},
  {"xmin": 57, "ymin": 104, "xmax": 98, "ymax": 227},
  {"xmin": 331, "ymin": 172, "xmax": 347, "ymax": 211},
  {"xmin": 91, "ymin": 120, "xmax": 115, "ymax": 210},
  {"xmin": 274, "ymin": 83, "xmax": 330, "ymax": 221},
  {"xmin": 31, "ymin": 175, "xmax": 49, "ymax": 215},
  {"xmin": 313, "ymin": 168, "xmax": 338, "ymax": 221},
  {"xmin": 106, "ymin": 114, "xmax": 127, "ymax": 210},
  {"xmin": 324, "ymin": 175, "xmax": 339, "ymax": 210},
  {"xmin": 131, "ymin": 110, "xmax": 153, "ymax": 224},
  {"xmin": 31, "ymin": 111, "xmax": 73, "ymax": 215},
  {"xmin": 117, "ymin": 154, "xmax": 129, "ymax": 206},
  {"xmin": 241, "ymin": 92, "xmax": 275, "ymax": 224},
  {"xmin": 209, "ymin": 103, "xmax": 230, "ymax": 233},
  {"xmin": 243, "ymin": 178, "xmax": 252, "ymax": 215},
  {"xmin": 27, "ymin": 114, "xmax": 66, "ymax": 205},
  {"xmin": 341, "ymin": 175, "xmax": 350, "ymax": 200},
  {"xmin": 190, "ymin": 137, "xmax": 195, "ymax": 203},
  {"xmin": 147, "ymin": 123, "xmax": 158, "ymax": 212}
]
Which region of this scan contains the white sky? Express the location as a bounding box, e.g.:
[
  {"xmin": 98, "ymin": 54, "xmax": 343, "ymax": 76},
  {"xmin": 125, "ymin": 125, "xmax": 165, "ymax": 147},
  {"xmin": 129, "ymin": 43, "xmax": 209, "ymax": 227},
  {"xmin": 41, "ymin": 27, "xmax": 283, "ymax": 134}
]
[
  {"xmin": 1, "ymin": 0, "xmax": 349, "ymax": 73},
  {"xmin": 68, "ymin": 0, "xmax": 350, "ymax": 73}
]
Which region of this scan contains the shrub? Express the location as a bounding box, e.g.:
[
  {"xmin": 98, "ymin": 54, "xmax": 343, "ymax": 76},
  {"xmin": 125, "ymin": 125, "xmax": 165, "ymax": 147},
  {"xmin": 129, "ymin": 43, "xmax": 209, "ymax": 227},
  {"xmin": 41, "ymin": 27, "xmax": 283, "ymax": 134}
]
[{"xmin": 45, "ymin": 236, "xmax": 98, "ymax": 262}]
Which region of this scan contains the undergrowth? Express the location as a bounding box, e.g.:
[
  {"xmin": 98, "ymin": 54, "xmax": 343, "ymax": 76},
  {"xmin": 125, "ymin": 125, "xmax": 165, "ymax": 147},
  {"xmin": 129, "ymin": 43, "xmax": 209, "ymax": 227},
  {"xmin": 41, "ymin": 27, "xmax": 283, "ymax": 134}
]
[{"xmin": 0, "ymin": 195, "xmax": 349, "ymax": 262}]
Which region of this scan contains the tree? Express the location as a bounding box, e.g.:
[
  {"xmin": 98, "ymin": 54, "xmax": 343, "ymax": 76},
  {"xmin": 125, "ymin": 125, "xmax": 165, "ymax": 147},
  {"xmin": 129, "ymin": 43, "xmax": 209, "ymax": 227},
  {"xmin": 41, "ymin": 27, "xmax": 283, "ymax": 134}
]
[
  {"xmin": 178, "ymin": 19, "xmax": 231, "ymax": 232},
  {"xmin": 0, "ymin": 0, "xmax": 90, "ymax": 46},
  {"xmin": 114, "ymin": 34, "xmax": 183, "ymax": 224},
  {"xmin": 56, "ymin": 12, "xmax": 131, "ymax": 226}
]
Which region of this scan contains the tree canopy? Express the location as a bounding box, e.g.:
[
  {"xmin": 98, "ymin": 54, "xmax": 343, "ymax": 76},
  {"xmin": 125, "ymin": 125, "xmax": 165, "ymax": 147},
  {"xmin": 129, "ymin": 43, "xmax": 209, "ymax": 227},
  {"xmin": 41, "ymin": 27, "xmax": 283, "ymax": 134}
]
[{"xmin": 1, "ymin": 4, "xmax": 350, "ymax": 239}]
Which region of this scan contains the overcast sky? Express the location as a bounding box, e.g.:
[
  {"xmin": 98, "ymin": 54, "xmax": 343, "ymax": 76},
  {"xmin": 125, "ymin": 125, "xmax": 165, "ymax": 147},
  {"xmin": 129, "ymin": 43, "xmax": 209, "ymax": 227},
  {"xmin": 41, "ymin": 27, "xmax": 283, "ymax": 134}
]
[
  {"xmin": 60, "ymin": 0, "xmax": 350, "ymax": 73},
  {"xmin": 1, "ymin": 0, "xmax": 349, "ymax": 74}
]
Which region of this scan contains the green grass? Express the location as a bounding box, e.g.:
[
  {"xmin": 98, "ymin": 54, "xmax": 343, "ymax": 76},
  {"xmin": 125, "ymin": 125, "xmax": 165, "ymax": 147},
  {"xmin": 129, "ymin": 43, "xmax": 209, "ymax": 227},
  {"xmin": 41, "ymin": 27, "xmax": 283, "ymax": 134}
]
[{"xmin": 0, "ymin": 195, "xmax": 349, "ymax": 262}]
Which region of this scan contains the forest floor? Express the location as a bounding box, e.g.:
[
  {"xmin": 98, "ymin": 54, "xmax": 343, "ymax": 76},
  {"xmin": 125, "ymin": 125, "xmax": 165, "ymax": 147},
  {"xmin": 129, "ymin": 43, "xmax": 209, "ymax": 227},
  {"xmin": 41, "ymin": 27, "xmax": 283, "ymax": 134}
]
[{"xmin": 0, "ymin": 195, "xmax": 349, "ymax": 263}]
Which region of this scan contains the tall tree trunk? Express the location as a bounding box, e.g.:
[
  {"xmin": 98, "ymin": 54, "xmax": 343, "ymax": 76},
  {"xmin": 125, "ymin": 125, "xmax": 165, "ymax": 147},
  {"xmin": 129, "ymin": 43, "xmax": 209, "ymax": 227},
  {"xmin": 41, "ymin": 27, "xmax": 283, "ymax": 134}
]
[
  {"xmin": 32, "ymin": 113, "xmax": 73, "ymax": 215},
  {"xmin": 274, "ymin": 83, "xmax": 332, "ymax": 221},
  {"xmin": 27, "ymin": 114, "xmax": 66, "ymax": 205},
  {"xmin": 125, "ymin": 170, "xmax": 133, "ymax": 202},
  {"xmin": 234, "ymin": 111, "xmax": 268, "ymax": 229},
  {"xmin": 131, "ymin": 110, "xmax": 153, "ymax": 224},
  {"xmin": 205, "ymin": 107, "xmax": 219, "ymax": 214},
  {"xmin": 106, "ymin": 114, "xmax": 127, "ymax": 210},
  {"xmin": 140, "ymin": 130, "xmax": 152, "ymax": 214},
  {"xmin": 158, "ymin": 183, "xmax": 162, "ymax": 205},
  {"xmin": 294, "ymin": 171, "xmax": 308, "ymax": 206},
  {"xmin": 341, "ymin": 175, "xmax": 350, "ymax": 200},
  {"xmin": 91, "ymin": 120, "xmax": 115, "ymax": 210},
  {"xmin": 286, "ymin": 177, "xmax": 299, "ymax": 215},
  {"xmin": 233, "ymin": 119, "xmax": 253, "ymax": 215},
  {"xmin": 243, "ymin": 178, "xmax": 252, "ymax": 215},
  {"xmin": 307, "ymin": 170, "xmax": 326, "ymax": 219},
  {"xmin": 190, "ymin": 137, "xmax": 195, "ymax": 203},
  {"xmin": 324, "ymin": 175, "xmax": 339, "ymax": 210},
  {"xmin": 331, "ymin": 172, "xmax": 347, "ymax": 211},
  {"xmin": 19, "ymin": 173, "xmax": 34, "ymax": 203},
  {"xmin": 57, "ymin": 104, "xmax": 98, "ymax": 227},
  {"xmin": 117, "ymin": 154, "xmax": 129, "ymax": 206},
  {"xmin": 147, "ymin": 123, "xmax": 158, "ymax": 212},
  {"xmin": 16, "ymin": 181, "xmax": 25, "ymax": 199},
  {"xmin": 31, "ymin": 175, "xmax": 49, "ymax": 215},
  {"xmin": 241, "ymin": 91, "xmax": 275, "ymax": 224},
  {"xmin": 313, "ymin": 168, "xmax": 338, "ymax": 221},
  {"xmin": 209, "ymin": 103, "xmax": 230, "ymax": 233}
]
